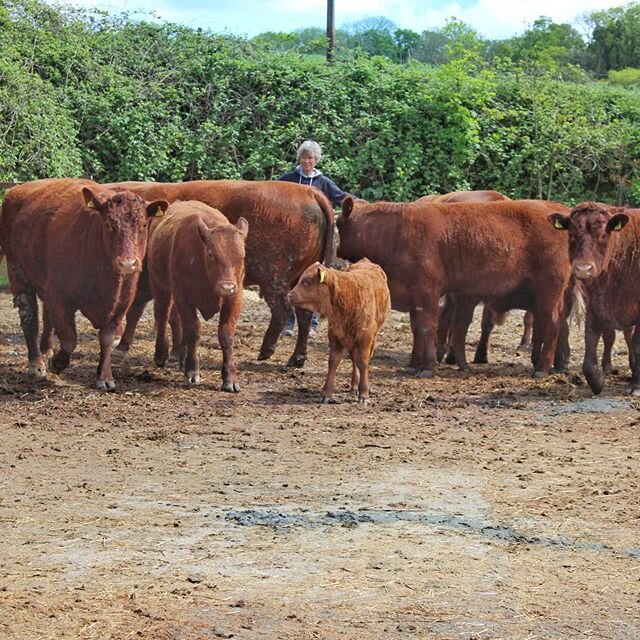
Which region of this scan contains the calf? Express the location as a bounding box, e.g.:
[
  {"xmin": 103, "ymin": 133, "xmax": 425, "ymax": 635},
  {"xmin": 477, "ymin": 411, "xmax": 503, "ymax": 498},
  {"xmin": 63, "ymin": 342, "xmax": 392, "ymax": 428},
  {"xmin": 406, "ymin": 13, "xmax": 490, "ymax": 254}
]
[
  {"xmin": 147, "ymin": 201, "xmax": 248, "ymax": 391},
  {"xmin": 549, "ymin": 202, "xmax": 640, "ymax": 395},
  {"xmin": 0, "ymin": 178, "xmax": 167, "ymax": 390},
  {"xmin": 287, "ymin": 259, "xmax": 391, "ymax": 404}
]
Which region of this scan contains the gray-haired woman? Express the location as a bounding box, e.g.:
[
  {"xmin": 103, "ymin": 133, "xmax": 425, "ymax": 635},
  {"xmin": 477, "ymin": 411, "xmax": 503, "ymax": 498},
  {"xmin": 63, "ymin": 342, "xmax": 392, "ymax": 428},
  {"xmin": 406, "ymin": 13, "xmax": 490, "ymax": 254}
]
[{"xmin": 277, "ymin": 140, "xmax": 352, "ymax": 338}]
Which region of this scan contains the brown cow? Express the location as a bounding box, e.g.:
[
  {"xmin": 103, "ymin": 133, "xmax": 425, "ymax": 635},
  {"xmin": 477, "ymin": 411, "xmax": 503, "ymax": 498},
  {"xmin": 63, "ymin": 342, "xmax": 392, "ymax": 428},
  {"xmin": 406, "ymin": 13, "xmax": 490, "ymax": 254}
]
[
  {"xmin": 417, "ymin": 190, "xmax": 511, "ymax": 204},
  {"xmin": 104, "ymin": 180, "xmax": 335, "ymax": 368},
  {"xmin": 147, "ymin": 201, "xmax": 248, "ymax": 391},
  {"xmin": 287, "ymin": 259, "xmax": 391, "ymax": 404},
  {"xmin": 0, "ymin": 178, "xmax": 167, "ymax": 390},
  {"xmin": 549, "ymin": 202, "xmax": 640, "ymax": 395},
  {"xmin": 337, "ymin": 197, "xmax": 572, "ymax": 378}
]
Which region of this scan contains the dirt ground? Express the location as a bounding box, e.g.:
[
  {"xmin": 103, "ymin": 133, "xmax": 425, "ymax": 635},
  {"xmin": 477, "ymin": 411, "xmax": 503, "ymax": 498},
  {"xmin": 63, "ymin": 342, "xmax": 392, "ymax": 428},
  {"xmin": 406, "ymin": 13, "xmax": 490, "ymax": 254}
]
[{"xmin": 0, "ymin": 287, "xmax": 639, "ymax": 640}]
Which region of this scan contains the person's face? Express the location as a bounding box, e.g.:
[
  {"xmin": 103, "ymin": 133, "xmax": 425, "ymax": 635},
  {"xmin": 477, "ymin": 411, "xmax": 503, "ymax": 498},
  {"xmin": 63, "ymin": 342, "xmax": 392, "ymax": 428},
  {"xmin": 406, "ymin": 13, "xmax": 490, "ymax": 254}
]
[{"xmin": 299, "ymin": 153, "xmax": 318, "ymax": 176}]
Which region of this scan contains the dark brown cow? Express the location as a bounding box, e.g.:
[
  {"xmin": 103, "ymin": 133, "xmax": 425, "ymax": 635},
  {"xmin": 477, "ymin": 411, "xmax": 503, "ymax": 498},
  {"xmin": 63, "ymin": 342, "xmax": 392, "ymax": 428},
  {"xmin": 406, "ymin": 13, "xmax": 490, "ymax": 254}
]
[
  {"xmin": 147, "ymin": 201, "xmax": 248, "ymax": 391},
  {"xmin": 549, "ymin": 202, "xmax": 640, "ymax": 395},
  {"xmin": 287, "ymin": 258, "xmax": 390, "ymax": 404},
  {"xmin": 417, "ymin": 190, "xmax": 511, "ymax": 204},
  {"xmin": 104, "ymin": 180, "xmax": 335, "ymax": 368},
  {"xmin": 337, "ymin": 197, "xmax": 572, "ymax": 378},
  {"xmin": 0, "ymin": 178, "xmax": 167, "ymax": 390}
]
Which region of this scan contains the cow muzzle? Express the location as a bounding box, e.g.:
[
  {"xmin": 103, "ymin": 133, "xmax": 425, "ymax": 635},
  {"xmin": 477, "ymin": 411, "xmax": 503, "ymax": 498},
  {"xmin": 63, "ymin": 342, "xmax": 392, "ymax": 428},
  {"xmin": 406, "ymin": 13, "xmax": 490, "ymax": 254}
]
[
  {"xmin": 117, "ymin": 257, "xmax": 140, "ymax": 275},
  {"xmin": 217, "ymin": 282, "xmax": 239, "ymax": 297},
  {"xmin": 573, "ymin": 262, "xmax": 596, "ymax": 281}
]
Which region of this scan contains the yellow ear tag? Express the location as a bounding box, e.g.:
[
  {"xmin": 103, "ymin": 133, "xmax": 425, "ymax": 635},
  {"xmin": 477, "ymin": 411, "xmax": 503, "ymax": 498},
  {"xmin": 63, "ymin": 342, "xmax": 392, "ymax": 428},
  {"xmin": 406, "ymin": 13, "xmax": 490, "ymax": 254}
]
[
  {"xmin": 155, "ymin": 206, "xmax": 164, "ymax": 217},
  {"xmin": 319, "ymin": 269, "xmax": 326, "ymax": 284},
  {"xmin": 554, "ymin": 219, "xmax": 564, "ymax": 229},
  {"xmin": 86, "ymin": 199, "xmax": 95, "ymax": 208},
  {"xmin": 613, "ymin": 221, "xmax": 623, "ymax": 231}
]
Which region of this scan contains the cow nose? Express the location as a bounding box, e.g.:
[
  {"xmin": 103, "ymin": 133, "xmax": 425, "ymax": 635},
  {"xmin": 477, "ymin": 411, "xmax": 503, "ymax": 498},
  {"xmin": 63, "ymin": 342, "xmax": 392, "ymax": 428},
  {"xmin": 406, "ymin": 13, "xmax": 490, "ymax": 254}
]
[
  {"xmin": 573, "ymin": 262, "xmax": 595, "ymax": 280},
  {"xmin": 219, "ymin": 282, "xmax": 237, "ymax": 296},
  {"xmin": 118, "ymin": 257, "xmax": 139, "ymax": 274}
]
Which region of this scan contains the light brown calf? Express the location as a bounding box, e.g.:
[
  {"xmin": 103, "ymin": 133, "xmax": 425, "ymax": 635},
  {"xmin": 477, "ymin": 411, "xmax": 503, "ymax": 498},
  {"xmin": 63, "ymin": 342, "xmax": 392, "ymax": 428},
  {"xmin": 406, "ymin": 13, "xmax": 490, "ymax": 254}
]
[{"xmin": 287, "ymin": 258, "xmax": 391, "ymax": 404}]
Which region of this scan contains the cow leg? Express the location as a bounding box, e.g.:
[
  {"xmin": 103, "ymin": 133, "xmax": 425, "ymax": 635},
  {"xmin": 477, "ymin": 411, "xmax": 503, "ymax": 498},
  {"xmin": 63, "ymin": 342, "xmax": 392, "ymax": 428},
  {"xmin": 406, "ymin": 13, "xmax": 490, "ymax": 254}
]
[
  {"xmin": 583, "ymin": 312, "xmax": 604, "ymax": 394},
  {"xmin": 518, "ymin": 311, "xmax": 534, "ymax": 351},
  {"xmin": 436, "ymin": 294, "xmax": 455, "ymax": 364},
  {"xmin": 553, "ymin": 317, "xmax": 571, "ymax": 373},
  {"xmin": 96, "ymin": 321, "xmax": 120, "ymax": 392},
  {"xmin": 153, "ymin": 290, "xmax": 172, "ymax": 368},
  {"xmin": 474, "ymin": 305, "xmax": 499, "ymax": 364},
  {"xmin": 624, "ymin": 326, "xmax": 635, "ymax": 372},
  {"xmin": 449, "ymin": 296, "xmax": 476, "ymax": 371},
  {"xmin": 116, "ymin": 295, "xmax": 149, "ymax": 354},
  {"xmin": 46, "ymin": 301, "xmax": 77, "ymax": 375},
  {"xmin": 218, "ymin": 298, "xmax": 241, "ymax": 393},
  {"xmin": 289, "ymin": 306, "xmax": 313, "ymax": 368},
  {"xmin": 177, "ymin": 301, "xmax": 201, "ymax": 385},
  {"xmin": 39, "ymin": 302, "xmax": 55, "ymax": 359},
  {"xmin": 353, "ymin": 344, "xmax": 372, "ymax": 405},
  {"xmin": 628, "ymin": 325, "xmax": 640, "ymax": 396},
  {"xmin": 168, "ymin": 306, "xmax": 184, "ymax": 366},
  {"xmin": 530, "ymin": 302, "xmax": 562, "ymax": 377},
  {"xmin": 13, "ymin": 287, "xmax": 46, "ymax": 379},
  {"xmin": 412, "ymin": 305, "xmax": 439, "ymax": 378},
  {"xmin": 322, "ymin": 334, "xmax": 344, "ymax": 404},
  {"xmin": 257, "ymin": 286, "xmax": 291, "ymax": 362},
  {"xmin": 601, "ymin": 327, "xmax": 616, "ymax": 374}
]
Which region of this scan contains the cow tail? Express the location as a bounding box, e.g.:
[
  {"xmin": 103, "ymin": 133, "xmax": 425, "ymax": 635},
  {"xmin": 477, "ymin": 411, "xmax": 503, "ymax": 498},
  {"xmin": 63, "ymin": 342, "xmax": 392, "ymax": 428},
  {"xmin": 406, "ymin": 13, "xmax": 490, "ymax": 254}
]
[{"xmin": 314, "ymin": 191, "xmax": 336, "ymax": 267}]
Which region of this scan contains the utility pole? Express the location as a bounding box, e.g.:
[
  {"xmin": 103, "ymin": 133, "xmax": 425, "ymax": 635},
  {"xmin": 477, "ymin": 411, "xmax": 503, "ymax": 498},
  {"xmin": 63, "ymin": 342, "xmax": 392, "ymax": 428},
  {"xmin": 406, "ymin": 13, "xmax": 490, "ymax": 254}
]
[{"xmin": 327, "ymin": 0, "xmax": 335, "ymax": 64}]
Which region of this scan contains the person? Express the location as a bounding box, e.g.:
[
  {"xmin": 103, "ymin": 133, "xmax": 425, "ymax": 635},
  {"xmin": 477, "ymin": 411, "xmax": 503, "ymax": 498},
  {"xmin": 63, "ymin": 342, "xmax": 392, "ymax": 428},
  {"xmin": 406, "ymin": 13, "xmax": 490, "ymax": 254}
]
[{"xmin": 277, "ymin": 140, "xmax": 351, "ymax": 339}]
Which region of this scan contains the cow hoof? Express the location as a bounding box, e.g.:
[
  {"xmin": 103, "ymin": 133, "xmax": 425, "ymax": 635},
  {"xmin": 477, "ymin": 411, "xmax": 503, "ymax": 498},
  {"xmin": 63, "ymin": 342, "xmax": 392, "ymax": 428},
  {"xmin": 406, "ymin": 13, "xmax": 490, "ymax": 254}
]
[
  {"xmin": 184, "ymin": 373, "xmax": 200, "ymax": 385},
  {"xmin": 27, "ymin": 362, "xmax": 47, "ymax": 380},
  {"xmin": 221, "ymin": 381, "xmax": 240, "ymax": 393},
  {"xmin": 532, "ymin": 370, "xmax": 548, "ymax": 379},
  {"xmin": 473, "ymin": 355, "xmax": 488, "ymax": 364},
  {"xmin": 257, "ymin": 347, "xmax": 275, "ymax": 361},
  {"xmin": 415, "ymin": 369, "xmax": 434, "ymax": 379},
  {"xmin": 457, "ymin": 365, "xmax": 470, "ymax": 372},
  {"xmin": 628, "ymin": 386, "xmax": 640, "ymax": 397},
  {"xmin": 357, "ymin": 396, "xmax": 370, "ymax": 406},
  {"xmin": 287, "ymin": 354, "xmax": 307, "ymax": 368},
  {"xmin": 96, "ymin": 379, "xmax": 116, "ymax": 392},
  {"xmin": 321, "ymin": 396, "xmax": 338, "ymax": 404}
]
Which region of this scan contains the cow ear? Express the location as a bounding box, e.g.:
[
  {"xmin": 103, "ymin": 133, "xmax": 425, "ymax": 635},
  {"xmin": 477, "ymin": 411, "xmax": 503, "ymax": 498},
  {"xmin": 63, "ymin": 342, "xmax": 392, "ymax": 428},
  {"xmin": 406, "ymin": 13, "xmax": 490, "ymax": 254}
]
[
  {"xmin": 341, "ymin": 196, "xmax": 354, "ymax": 219},
  {"xmin": 82, "ymin": 187, "xmax": 105, "ymax": 210},
  {"xmin": 548, "ymin": 213, "xmax": 570, "ymax": 231},
  {"xmin": 197, "ymin": 217, "xmax": 211, "ymax": 243},
  {"xmin": 607, "ymin": 213, "xmax": 629, "ymax": 233},
  {"xmin": 236, "ymin": 217, "xmax": 249, "ymax": 238},
  {"xmin": 147, "ymin": 200, "xmax": 168, "ymax": 218}
]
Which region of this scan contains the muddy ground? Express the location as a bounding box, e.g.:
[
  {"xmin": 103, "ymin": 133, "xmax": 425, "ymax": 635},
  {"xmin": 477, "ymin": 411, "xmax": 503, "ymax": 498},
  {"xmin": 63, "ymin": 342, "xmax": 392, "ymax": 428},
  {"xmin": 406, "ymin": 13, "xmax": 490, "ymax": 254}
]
[{"xmin": 0, "ymin": 288, "xmax": 638, "ymax": 640}]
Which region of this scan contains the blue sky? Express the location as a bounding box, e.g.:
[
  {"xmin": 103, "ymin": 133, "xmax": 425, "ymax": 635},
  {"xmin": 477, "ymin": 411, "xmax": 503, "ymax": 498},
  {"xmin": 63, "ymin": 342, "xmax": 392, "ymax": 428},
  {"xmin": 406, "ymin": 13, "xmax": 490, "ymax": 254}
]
[{"xmin": 68, "ymin": 0, "xmax": 626, "ymax": 40}]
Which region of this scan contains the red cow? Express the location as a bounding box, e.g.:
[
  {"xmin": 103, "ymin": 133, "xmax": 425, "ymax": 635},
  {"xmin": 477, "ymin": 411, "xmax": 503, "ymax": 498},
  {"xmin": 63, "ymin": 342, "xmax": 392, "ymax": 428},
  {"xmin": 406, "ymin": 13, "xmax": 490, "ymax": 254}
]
[
  {"xmin": 104, "ymin": 180, "xmax": 335, "ymax": 368},
  {"xmin": 417, "ymin": 190, "xmax": 511, "ymax": 204},
  {"xmin": 549, "ymin": 202, "xmax": 640, "ymax": 395},
  {"xmin": 147, "ymin": 201, "xmax": 248, "ymax": 391},
  {"xmin": 287, "ymin": 259, "xmax": 391, "ymax": 404},
  {"xmin": 0, "ymin": 178, "xmax": 167, "ymax": 390},
  {"xmin": 337, "ymin": 197, "xmax": 572, "ymax": 378}
]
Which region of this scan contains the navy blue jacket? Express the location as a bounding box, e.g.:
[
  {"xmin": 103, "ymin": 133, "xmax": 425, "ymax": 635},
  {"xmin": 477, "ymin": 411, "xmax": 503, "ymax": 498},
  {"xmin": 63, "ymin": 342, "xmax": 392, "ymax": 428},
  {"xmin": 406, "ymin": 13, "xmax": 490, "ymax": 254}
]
[{"xmin": 277, "ymin": 166, "xmax": 349, "ymax": 207}]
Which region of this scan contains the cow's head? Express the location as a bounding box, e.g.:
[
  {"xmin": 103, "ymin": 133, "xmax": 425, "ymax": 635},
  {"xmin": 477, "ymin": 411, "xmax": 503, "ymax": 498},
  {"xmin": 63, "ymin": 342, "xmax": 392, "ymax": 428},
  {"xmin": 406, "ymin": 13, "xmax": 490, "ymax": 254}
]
[
  {"xmin": 548, "ymin": 202, "xmax": 629, "ymax": 282},
  {"xmin": 197, "ymin": 216, "xmax": 248, "ymax": 298},
  {"xmin": 287, "ymin": 262, "xmax": 329, "ymax": 313},
  {"xmin": 82, "ymin": 187, "xmax": 168, "ymax": 275}
]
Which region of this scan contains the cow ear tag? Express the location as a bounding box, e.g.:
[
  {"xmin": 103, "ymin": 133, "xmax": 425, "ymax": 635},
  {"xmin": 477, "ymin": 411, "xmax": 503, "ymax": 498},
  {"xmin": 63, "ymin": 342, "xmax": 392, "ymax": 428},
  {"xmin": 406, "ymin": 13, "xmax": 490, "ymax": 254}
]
[
  {"xmin": 553, "ymin": 219, "xmax": 564, "ymax": 229},
  {"xmin": 319, "ymin": 269, "xmax": 326, "ymax": 284},
  {"xmin": 613, "ymin": 220, "xmax": 623, "ymax": 231},
  {"xmin": 86, "ymin": 199, "xmax": 95, "ymax": 208},
  {"xmin": 155, "ymin": 206, "xmax": 164, "ymax": 217}
]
